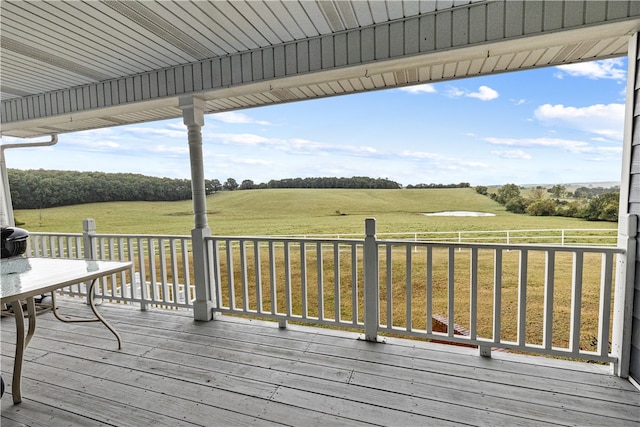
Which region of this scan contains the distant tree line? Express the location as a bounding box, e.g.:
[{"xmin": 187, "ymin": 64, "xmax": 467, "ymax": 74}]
[
  {"xmin": 405, "ymin": 182, "xmax": 470, "ymax": 189},
  {"xmin": 8, "ymin": 169, "xmax": 195, "ymax": 209},
  {"xmin": 237, "ymin": 176, "xmax": 402, "ymax": 189},
  {"xmin": 476, "ymin": 183, "xmax": 620, "ymax": 222},
  {"xmin": 7, "ymin": 170, "xmax": 404, "ymax": 209}
]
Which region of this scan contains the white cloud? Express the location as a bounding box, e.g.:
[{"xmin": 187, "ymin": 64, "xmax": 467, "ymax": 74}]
[
  {"xmin": 150, "ymin": 145, "xmax": 189, "ymax": 155},
  {"xmin": 209, "ymin": 133, "xmax": 275, "ymax": 146},
  {"xmin": 446, "ymin": 85, "xmax": 498, "ymax": 101},
  {"xmin": 399, "ymin": 150, "xmax": 444, "ymax": 160},
  {"xmin": 455, "ymin": 161, "xmax": 489, "ymax": 168},
  {"xmin": 398, "ymin": 150, "xmax": 489, "ymax": 171},
  {"xmin": 484, "ymin": 137, "xmax": 590, "ymax": 153},
  {"xmin": 230, "ymin": 158, "xmax": 273, "ymax": 166},
  {"xmin": 467, "ymin": 85, "xmax": 499, "ymax": 101},
  {"xmin": 491, "ymin": 149, "xmax": 532, "ymax": 159},
  {"xmin": 210, "ymin": 111, "xmax": 271, "ymax": 125},
  {"xmin": 555, "ymin": 58, "xmax": 626, "ymax": 81},
  {"xmin": 125, "ymin": 126, "xmax": 186, "ymax": 139},
  {"xmin": 207, "ymin": 132, "xmax": 382, "ymax": 159},
  {"xmin": 446, "ymin": 86, "xmax": 466, "ymax": 97},
  {"xmin": 534, "ymin": 103, "xmax": 624, "ymax": 141},
  {"xmin": 399, "ymin": 84, "xmax": 437, "ymax": 94},
  {"xmin": 484, "ymin": 137, "xmax": 621, "ymax": 163}
]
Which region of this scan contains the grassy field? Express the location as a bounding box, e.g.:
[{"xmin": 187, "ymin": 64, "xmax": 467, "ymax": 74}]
[{"xmin": 14, "ymin": 188, "xmax": 616, "ymax": 235}]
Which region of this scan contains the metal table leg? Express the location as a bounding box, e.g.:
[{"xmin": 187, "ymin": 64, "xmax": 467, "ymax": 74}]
[
  {"xmin": 50, "ymin": 279, "xmax": 122, "ymax": 349},
  {"xmin": 10, "ymin": 297, "xmax": 36, "ymax": 404}
]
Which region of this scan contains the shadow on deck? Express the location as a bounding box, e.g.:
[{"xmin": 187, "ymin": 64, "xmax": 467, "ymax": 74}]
[{"xmin": 1, "ymin": 298, "xmax": 639, "ymax": 426}]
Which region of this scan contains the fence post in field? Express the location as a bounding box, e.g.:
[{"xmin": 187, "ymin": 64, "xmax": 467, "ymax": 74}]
[
  {"xmin": 363, "ymin": 218, "xmax": 381, "ymax": 342},
  {"xmin": 611, "ymin": 214, "xmax": 637, "ymax": 377}
]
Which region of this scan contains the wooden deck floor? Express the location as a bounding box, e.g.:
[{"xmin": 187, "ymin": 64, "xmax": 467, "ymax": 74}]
[{"xmin": 1, "ymin": 298, "xmax": 639, "ymax": 427}]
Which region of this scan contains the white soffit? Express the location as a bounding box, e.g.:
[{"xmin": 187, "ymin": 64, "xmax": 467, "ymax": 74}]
[{"xmin": 1, "ymin": 0, "xmax": 639, "ymax": 137}]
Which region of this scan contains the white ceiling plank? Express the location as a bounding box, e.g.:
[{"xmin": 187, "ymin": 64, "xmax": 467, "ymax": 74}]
[
  {"xmin": 282, "ymin": 1, "xmax": 322, "ymax": 38},
  {"xmin": 335, "ymin": 1, "xmax": 360, "ymax": 28},
  {"xmin": 466, "ymin": 57, "xmax": 485, "ymax": 75},
  {"xmin": 436, "ymin": 1, "xmax": 455, "ymax": 11},
  {"xmin": 348, "ymin": 78, "xmax": 366, "ymax": 91},
  {"xmin": 506, "ymin": 51, "xmax": 529, "ymax": 70},
  {"xmin": 2, "ymin": 19, "xmax": 122, "ymax": 79},
  {"xmin": 62, "ymin": 1, "xmax": 196, "ymax": 66},
  {"xmin": 536, "ymin": 46, "xmax": 564, "ymax": 66},
  {"xmin": 1, "ymin": 52, "xmax": 93, "ymax": 91},
  {"xmin": 442, "ymin": 62, "xmax": 457, "ymax": 78},
  {"xmin": 350, "ymin": 1, "xmax": 374, "ymax": 27},
  {"xmin": 520, "ymin": 49, "xmax": 546, "ymax": 68},
  {"xmin": 420, "ymin": 1, "xmax": 437, "ymax": 14},
  {"xmin": 597, "ymin": 36, "xmax": 632, "ymax": 57},
  {"xmin": 264, "ymin": 1, "xmax": 307, "ymax": 40},
  {"xmin": 188, "ymin": 1, "xmax": 264, "ymax": 50},
  {"xmin": 369, "ymin": 0, "xmax": 391, "ymax": 24},
  {"xmin": 455, "ymin": 59, "xmax": 471, "ymax": 76},
  {"xmin": 299, "ymin": 1, "xmax": 333, "ymax": 34},
  {"xmin": 494, "ymin": 53, "xmax": 515, "ymax": 71},
  {"xmin": 229, "ymin": 2, "xmax": 281, "ymax": 45},
  {"xmin": 403, "ymin": 1, "xmax": 421, "ymax": 17},
  {"xmin": 3, "ymin": 3, "xmax": 157, "ymax": 76},
  {"xmin": 142, "ymin": 1, "xmax": 229, "ymax": 55},
  {"xmin": 479, "ymin": 55, "xmax": 499, "ymax": 73},
  {"xmin": 581, "ymin": 38, "xmax": 620, "ymax": 59},
  {"xmin": 386, "ymin": 0, "xmax": 406, "ymax": 20}
]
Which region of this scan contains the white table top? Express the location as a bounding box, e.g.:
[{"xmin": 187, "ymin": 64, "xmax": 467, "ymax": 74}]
[{"xmin": 1, "ymin": 257, "xmax": 132, "ymax": 303}]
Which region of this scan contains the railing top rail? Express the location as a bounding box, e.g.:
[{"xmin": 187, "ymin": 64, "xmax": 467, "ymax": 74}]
[
  {"xmin": 205, "ymin": 235, "xmax": 364, "ymax": 245},
  {"xmin": 203, "ymin": 234, "xmax": 623, "ymax": 253},
  {"xmin": 30, "ymin": 232, "xmax": 83, "ymax": 237},
  {"xmin": 380, "ymin": 228, "xmax": 617, "ymax": 235},
  {"xmin": 30, "ymin": 231, "xmax": 193, "ymax": 239},
  {"xmin": 93, "ymin": 233, "xmax": 191, "ymax": 239},
  {"xmin": 377, "ymin": 238, "xmax": 625, "ymax": 253},
  {"xmin": 274, "ymin": 227, "xmax": 617, "ymax": 238}
]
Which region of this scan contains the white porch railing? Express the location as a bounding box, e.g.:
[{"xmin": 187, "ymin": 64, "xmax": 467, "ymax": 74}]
[
  {"xmin": 204, "ymin": 236, "xmax": 364, "ymax": 330},
  {"xmin": 204, "ymin": 220, "xmax": 625, "ymax": 364},
  {"xmin": 24, "ymin": 218, "xmax": 632, "ymax": 368},
  {"xmin": 27, "ymin": 219, "xmax": 194, "ymax": 310}
]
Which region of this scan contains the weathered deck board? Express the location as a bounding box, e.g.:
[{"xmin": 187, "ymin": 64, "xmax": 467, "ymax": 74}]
[{"xmin": 2, "ymin": 299, "xmax": 639, "ymax": 426}]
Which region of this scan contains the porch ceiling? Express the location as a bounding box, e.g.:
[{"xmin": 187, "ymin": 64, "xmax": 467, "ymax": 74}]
[{"xmin": 1, "ymin": 0, "xmax": 640, "ymax": 138}]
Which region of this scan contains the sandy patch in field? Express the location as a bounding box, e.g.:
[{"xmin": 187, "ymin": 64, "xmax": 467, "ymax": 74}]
[{"xmin": 422, "ymin": 211, "xmax": 495, "ymax": 217}]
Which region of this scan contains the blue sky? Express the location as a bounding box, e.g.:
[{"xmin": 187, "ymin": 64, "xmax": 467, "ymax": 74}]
[{"xmin": 2, "ymin": 58, "xmax": 627, "ymax": 187}]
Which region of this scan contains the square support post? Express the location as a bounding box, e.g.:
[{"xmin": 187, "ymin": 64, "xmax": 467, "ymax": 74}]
[{"xmin": 362, "ymin": 218, "xmax": 383, "ymax": 342}]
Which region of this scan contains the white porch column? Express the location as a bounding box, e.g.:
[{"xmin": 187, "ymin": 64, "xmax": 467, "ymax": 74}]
[{"xmin": 180, "ymin": 96, "xmax": 214, "ymax": 321}]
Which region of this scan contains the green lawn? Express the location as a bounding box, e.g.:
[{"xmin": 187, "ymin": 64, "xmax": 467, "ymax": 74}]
[{"xmin": 15, "ymin": 188, "xmax": 616, "ymax": 235}]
